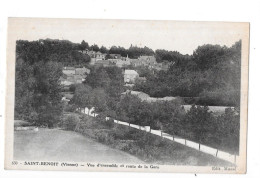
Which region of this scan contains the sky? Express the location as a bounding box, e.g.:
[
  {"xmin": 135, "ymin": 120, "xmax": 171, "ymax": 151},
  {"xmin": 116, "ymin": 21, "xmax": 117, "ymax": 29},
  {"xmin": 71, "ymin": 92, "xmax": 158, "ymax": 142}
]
[{"xmin": 9, "ymin": 18, "xmax": 248, "ymax": 55}]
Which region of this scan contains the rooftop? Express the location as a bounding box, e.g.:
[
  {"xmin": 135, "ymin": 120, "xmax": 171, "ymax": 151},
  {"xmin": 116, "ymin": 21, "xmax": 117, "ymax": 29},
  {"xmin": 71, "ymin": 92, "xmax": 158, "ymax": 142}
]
[
  {"xmin": 121, "ymin": 90, "xmax": 177, "ymax": 103},
  {"xmin": 124, "ymin": 70, "xmax": 138, "ymax": 75},
  {"xmin": 64, "ymin": 67, "xmax": 75, "ymax": 70}
]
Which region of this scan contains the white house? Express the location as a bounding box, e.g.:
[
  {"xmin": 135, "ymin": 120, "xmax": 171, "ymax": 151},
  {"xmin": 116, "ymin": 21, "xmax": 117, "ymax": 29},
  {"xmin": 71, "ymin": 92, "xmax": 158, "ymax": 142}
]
[
  {"xmin": 124, "ymin": 70, "xmax": 139, "ymax": 83},
  {"xmin": 63, "ymin": 67, "xmax": 76, "ymax": 75}
]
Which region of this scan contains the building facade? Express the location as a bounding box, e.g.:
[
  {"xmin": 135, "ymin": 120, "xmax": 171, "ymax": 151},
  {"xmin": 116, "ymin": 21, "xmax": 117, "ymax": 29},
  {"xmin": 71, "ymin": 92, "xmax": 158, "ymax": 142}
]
[
  {"xmin": 124, "ymin": 70, "xmax": 139, "ymax": 83},
  {"xmin": 63, "ymin": 67, "xmax": 76, "ymax": 75},
  {"xmin": 60, "ymin": 67, "xmax": 89, "ymax": 86}
]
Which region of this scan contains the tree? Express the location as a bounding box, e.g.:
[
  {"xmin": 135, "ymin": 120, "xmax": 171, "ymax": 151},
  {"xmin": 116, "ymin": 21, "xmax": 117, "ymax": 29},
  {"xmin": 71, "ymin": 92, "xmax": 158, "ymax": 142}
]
[
  {"xmin": 128, "ymin": 45, "xmax": 154, "ymax": 58},
  {"xmin": 62, "ymin": 114, "xmax": 80, "ymax": 131},
  {"xmin": 192, "ymin": 44, "xmax": 227, "ymax": 71},
  {"xmin": 16, "ymin": 39, "xmax": 89, "ymax": 66},
  {"xmin": 90, "ymin": 44, "xmax": 100, "ymax": 52},
  {"xmin": 83, "ymin": 66, "xmax": 124, "ymax": 116},
  {"xmin": 32, "ymin": 61, "xmax": 63, "ymax": 127},
  {"xmin": 100, "ymin": 45, "xmax": 108, "ymax": 53},
  {"xmin": 215, "ymin": 108, "xmax": 240, "ymax": 152},
  {"xmin": 104, "ymin": 66, "xmax": 124, "ymax": 98},
  {"xmin": 71, "ymin": 50, "xmax": 91, "ymax": 64},
  {"xmin": 15, "ymin": 58, "xmax": 64, "ymax": 127},
  {"xmin": 90, "ymin": 88, "xmax": 108, "ymax": 117},
  {"xmin": 70, "ymin": 84, "xmax": 93, "ymax": 115},
  {"xmin": 15, "ymin": 59, "xmax": 36, "ymax": 121},
  {"xmin": 79, "ymin": 40, "xmax": 89, "ymax": 51},
  {"xmin": 84, "ymin": 67, "xmax": 111, "ymax": 89},
  {"xmin": 184, "ymin": 105, "xmax": 214, "ymax": 141},
  {"xmin": 115, "ymin": 94, "xmax": 141, "ymax": 123},
  {"xmin": 133, "ymin": 40, "xmax": 241, "ymax": 106}
]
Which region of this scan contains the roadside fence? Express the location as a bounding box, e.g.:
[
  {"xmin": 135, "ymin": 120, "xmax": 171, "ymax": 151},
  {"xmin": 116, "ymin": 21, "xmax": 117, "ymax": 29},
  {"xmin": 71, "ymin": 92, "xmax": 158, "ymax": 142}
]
[{"xmin": 81, "ymin": 108, "xmax": 237, "ymax": 165}]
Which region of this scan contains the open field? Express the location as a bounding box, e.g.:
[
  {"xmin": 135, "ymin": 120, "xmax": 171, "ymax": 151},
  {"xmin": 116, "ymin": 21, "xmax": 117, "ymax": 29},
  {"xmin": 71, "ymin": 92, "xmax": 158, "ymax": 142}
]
[{"xmin": 14, "ymin": 128, "xmax": 144, "ymax": 164}]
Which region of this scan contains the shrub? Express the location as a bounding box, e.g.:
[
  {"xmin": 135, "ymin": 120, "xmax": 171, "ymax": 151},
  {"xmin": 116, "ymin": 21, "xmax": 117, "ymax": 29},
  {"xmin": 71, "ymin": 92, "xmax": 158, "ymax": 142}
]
[
  {"xmin": 64, "ymin": 104, "xmax": 77, "ymax": 112},
  {"xmin": 62, "ymin": 115, "xmax": 80, "ymax": 131},
  {"xmin": 215, "ymin": 108, "xmax": 240, "ymax": 153},
  {"xmin": 69, "ymin": 84, "xmax": 76, "ymax": 92},
  {"xmin": 14, "ymin": 120, "xmax": 34, "ymax": 127},
  {"xmin": 104, "ymin": 119, "xmax": 114, "ymax": 128},
  {"xmin": 198, "ymin": 89, "xmax": 240, "ymax": 106}
]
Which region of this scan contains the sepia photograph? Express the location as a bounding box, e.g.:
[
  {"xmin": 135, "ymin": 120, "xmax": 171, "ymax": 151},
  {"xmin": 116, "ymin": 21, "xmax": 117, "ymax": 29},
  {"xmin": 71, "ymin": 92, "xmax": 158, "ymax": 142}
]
[{"xmin": 4, "ymin": 18, "xmax": 249, "ymax": 173}]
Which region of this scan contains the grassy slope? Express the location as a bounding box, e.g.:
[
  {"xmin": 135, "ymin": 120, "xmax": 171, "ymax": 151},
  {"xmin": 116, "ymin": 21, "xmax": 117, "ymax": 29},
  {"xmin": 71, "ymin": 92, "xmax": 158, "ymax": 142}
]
[
  {"xmin": 75, "ymin": 114, "xmax": 233, "ymax": 166},
  {"xmin": 14, "ymin": 128, "xmax": 144, "ymax": 163}
]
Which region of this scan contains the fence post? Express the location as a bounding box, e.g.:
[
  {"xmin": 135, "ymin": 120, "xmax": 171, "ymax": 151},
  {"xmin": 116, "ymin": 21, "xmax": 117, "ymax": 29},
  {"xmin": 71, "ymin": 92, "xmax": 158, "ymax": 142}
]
[
  {"xmin": 129, "ymin": 122, "xmax": 130, "ymax": 127},
  {"xmin": 161, "ymin": 131, "xmax": 163, "ymax": 137},
  {"xmin": 185, "ymin": 139, "xmax": 187, "ymax": 145},
  {"xmin": 139, "ymin": 125, "xmax": 141, "ymax": 130},
  {"xmin": 199, "ymin": 143, "xmax": 200, "ymax": 151},
  {"xmin": 216, "ymin": 149, "xmax": 218, "ymax": 157}
]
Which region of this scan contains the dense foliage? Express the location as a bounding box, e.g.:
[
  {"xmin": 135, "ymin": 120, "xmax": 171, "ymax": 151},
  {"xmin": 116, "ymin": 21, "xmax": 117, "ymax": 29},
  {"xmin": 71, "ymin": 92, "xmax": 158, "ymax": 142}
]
[
  {"xmin": 16, "ymin": 39, "xmax": 90, "ymax": 66},
  {"xmin": 115, "ymin": 94, "xmax": 185, "ymax": 129},
  {"xmin": 15, "ymin": 59, "xmax": 63, "ymax": 127},
  {"xmin": 134, "ymin": 41, "xmax": 241, "ymax": 106},
  {"xmin": 181, "ymin": 106, "xmax": 240, "ymax": 153},
  {"xmin": 70, "ymin": 66, "xmax": 125, "ymax": 117},
  {"xmin": 15, "ymin": 39, "xmax": 81, "ymax": 126},
  {"xmin": 62, "ymin": 114, "xmax": 81, "ymax": 131},
  {"xmin": 108, "ymin": 45, "xmax": 155, "ymax": 58},
  {"xmin": 114, "ymin": 95, "xmax": 239, "ymax": 153}
]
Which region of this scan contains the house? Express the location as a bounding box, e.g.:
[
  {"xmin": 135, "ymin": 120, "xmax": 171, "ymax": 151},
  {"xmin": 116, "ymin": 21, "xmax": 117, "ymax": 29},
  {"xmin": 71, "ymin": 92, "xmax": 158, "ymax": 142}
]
[
  {"xmin": 138, "ymin": 55, "xmax": 157, "ymax": 64},
  {"xmin": 95, "ymin": 51, "xmax": 106, "ymax": 60},
  {"xmin": 74, "ymin": 75, "xmax": 84, "ymax": 83},
  {"xmin": 85, "ymin": 50, "xmax": 107, "ymax": 65},
  {"xmin": 106, "ymin": 58, "xmax": 131, "ymax": 67},
  {"xmin": 94, "ymin": 60, "xmax": 110, "ymax": 67},
  {"xmin": 86, "ymin": 50, "xmax": 97, "ymax": 58},
  {"xmin": 63, "ymin": 67, "xmax": 76, "ymax": 75},
  {"xmin": 124, "ymin": 83, "xmax": 135, "ymax": 88},
  {"xmin": 115, "ymin": 60, "xmax": 131, "ymax": 67},
  {"xmin": 60, "ymin": 67, "xmax": 90, "ymax": 86},
  {"xmin": 107, "ymin": 58, "xmax": 120, "ymax": 64},
  {"xmin": 130, "ymin": 55, "xmax": 157, "ymax": 67},
  {"xmin": 109, "ymin": 54, "xmax": 122, "ymax": 59},
  {"xmin": 124, "ymin": 70, "xmax": 139, "ymax": 83},
  {"xmin": 90, "ymin": 58, "xmax": 103, "ymax": 65},
  {"xmin": 145, "ymin": 61, "xmax": 171, "ymax": 71},
  {"xmin": 130, "ymin": 59, "xmax": 143, "ymax": 67},
  {"xmin": 60, "ymin": 75, "xmax": 75, "ymax": 86},
  {"xmin": 78, "ymin": 50, "xmax": 88, "ymax": 54},
  {"xmin": 75, "ymin": 67, "xmax": 90, "ymax": 75},
  {"xmin": 129, "ymin": 55, "xmax": 160, "ymax": 68}
]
